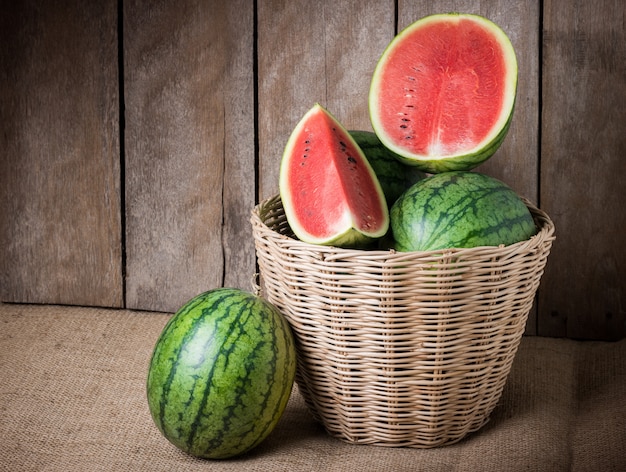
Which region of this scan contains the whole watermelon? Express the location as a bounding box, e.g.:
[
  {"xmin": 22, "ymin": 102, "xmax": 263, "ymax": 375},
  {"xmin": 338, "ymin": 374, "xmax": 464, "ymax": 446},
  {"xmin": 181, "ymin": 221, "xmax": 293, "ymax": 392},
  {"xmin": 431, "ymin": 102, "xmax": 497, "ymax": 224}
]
[
  {"xmin": 391, "ymin": 171, "xmax": 536, "ymax": 251},
  {"xmin": 146, "ymin": 288, "xmax": 297, "ymax": 459}
]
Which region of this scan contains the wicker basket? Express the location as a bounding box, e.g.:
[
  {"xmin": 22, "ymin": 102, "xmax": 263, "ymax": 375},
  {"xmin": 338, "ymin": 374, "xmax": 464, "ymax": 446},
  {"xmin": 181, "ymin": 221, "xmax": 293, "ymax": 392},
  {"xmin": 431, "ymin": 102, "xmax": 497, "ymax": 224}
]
[{"xmin": 251, "ymin": 194, "xmax": 555, "ymax": 448}]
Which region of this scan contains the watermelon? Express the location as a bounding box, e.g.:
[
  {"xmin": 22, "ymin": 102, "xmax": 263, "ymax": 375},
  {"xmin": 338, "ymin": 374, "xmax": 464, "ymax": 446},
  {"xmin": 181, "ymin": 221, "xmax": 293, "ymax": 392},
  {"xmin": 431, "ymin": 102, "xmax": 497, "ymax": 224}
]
[
  {"xmin": 349, "ymin": 130, "xmax": 426, "ymax": 208},
  {"xmin": 279, "ymin": 104, "xmax": 389, "ymax": 248},
  {"xmin": 391, "ymin": 171, "xmax": 536, "ymax": 252},
  {"xmin": 369, "ymin": 13, "xmax": 518, "ymax": 174},
  {"xmin": 146, "ymin": 288, "xmax": 297, "ymax": 459}
]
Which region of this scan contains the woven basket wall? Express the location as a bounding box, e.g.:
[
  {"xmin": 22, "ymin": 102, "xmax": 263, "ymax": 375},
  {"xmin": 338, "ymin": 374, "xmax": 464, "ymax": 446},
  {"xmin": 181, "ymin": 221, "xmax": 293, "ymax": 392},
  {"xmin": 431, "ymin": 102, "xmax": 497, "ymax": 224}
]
[{"xmin": 251, "ymin": 194, "xmax": 555, "ymax": 448}]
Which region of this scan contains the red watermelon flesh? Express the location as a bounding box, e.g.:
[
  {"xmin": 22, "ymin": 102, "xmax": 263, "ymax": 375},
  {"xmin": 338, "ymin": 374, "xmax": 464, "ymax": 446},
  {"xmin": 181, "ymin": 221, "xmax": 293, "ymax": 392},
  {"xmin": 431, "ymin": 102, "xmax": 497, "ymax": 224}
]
[
  {"xmin": 369, "ymin": 13, "xmax": 517, "ymax": 173},
  {"xmin": 279, "ymin": 104, "xmax": 389, "ymax": 247}
]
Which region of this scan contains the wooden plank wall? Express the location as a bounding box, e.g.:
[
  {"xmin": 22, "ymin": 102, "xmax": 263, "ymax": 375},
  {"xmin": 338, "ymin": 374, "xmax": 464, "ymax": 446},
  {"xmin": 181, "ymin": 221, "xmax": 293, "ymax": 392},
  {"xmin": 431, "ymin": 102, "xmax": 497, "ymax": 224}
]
[
  {"xmin": 540, "ymin": 0, "xmax": 625, "ymax": 340},
  {"xmin": 1, "ymin": 0, "xmax": 624, "ymax": 340},
  {"xmin": 123, "ymin": 0, "xmax": 255, "ymax": 312},
  {"xmin": 0, "ymin": 1, "xmax": 123, "ymax": 308}
]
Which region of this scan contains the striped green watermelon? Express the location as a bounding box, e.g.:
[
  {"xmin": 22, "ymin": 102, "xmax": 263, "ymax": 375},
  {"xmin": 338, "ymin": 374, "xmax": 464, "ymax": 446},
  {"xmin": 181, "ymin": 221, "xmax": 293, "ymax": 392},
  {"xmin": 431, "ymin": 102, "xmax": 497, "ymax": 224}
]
[
  {"xmin": 369, "ymin": 13, "xmax": 518, "ymax": 174},
  {"xmin": 146, "ymin": 288, "xmax": 296, "ymax": 459},
  {"xmin": 391, "ymin": 171, "xmax": 536, "ymax": 252},
  {"xmin": 349, "ymin": 130, "xmax": 426, "ymax": 208}
]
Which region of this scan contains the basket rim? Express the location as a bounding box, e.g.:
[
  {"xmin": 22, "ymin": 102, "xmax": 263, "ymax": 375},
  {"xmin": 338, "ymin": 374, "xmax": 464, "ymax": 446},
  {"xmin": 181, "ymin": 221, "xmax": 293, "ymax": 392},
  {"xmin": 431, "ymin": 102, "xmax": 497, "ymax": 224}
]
[{"xmin": 251, "ymin": 193, "xmax": 555, "ymax": 259}]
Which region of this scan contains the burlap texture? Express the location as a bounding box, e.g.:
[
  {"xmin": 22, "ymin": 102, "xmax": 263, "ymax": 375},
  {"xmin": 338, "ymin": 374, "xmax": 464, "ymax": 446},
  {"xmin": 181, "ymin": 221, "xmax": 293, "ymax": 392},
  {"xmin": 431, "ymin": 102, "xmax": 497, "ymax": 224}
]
[{"xmin": 1, "ymin": 303, "xmax": 624, "ymax": 471}]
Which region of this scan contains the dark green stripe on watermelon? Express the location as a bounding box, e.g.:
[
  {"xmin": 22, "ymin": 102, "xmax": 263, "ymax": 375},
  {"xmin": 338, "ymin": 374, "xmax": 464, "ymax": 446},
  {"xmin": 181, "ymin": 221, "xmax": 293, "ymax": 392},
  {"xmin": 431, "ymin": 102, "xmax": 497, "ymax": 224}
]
[
  {"xmin": 390, "ymin": 171, "xmax": 536, "ymax": 252},
  {"xmin": 147, "ymin": 288, "xmax": 296, "ymax": 459}
]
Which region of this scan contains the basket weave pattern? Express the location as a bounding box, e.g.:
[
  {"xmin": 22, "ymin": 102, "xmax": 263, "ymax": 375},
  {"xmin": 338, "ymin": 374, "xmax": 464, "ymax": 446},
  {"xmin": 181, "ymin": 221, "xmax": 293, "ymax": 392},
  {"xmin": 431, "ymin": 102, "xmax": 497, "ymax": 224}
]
[{"xmin": 251, "ymin": 194, "xmax": 555, "ymax": 448}]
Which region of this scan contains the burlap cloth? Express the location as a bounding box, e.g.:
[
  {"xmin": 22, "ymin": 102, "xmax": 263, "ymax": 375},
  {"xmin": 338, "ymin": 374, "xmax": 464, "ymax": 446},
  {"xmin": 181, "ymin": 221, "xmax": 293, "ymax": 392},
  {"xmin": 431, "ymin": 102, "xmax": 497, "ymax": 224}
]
[{"xmin": 1, "ymin": 303, "xmax": 624, "ymax": 471}]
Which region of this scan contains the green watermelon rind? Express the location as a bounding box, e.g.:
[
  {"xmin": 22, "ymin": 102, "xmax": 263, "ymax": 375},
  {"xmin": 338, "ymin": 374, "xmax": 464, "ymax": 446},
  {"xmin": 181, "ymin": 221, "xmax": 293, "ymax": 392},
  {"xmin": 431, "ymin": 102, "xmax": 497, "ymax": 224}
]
[
  {"xmin": 146, "ymin": 288, "xmax": 297, "ymax": 459},
  {"xmin": 390, "ymin": 171, "xmax": 537, "ymax": 252},
  {"xmin": 369, "ymin": 12, "xmax": 518, "ymax": 174}
]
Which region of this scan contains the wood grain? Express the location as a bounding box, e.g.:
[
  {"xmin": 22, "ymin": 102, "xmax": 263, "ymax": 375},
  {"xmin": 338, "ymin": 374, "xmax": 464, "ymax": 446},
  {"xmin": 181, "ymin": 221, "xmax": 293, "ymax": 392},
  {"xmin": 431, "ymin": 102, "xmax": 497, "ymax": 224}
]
[
  {"xmin": 123, "ymin": 0, "xmax": 255, "ymax": 312},
  {"xmin": 257, "ymin": 0, "xmax": 396, "ymax": 200},
  {"xmin": 539, "ymin": 0, "xmax": 626, "ymax": 339},
  {"xmin": 0, "ymin": 1, "xmax": 123, "ymax": 307}
]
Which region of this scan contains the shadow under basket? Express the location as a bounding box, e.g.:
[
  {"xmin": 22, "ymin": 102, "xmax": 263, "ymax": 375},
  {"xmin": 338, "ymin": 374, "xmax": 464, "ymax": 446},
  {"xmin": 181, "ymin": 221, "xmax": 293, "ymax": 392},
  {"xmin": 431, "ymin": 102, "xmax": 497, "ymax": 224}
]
[{"xmin": 251, "ymin": 194, "xmax": 555, "ymax": 448}]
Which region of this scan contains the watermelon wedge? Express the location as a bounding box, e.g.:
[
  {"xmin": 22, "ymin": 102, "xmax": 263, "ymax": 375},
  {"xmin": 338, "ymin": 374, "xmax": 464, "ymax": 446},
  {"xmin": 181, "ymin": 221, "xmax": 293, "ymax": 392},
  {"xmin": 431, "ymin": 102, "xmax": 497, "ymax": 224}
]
[
  {"xmin": 279, "ymin": 104, "xmax": 389, "ymax": 247},
  {"xmin": 369, "ymin": 13, "xmax": 518, "ymax": 173}
]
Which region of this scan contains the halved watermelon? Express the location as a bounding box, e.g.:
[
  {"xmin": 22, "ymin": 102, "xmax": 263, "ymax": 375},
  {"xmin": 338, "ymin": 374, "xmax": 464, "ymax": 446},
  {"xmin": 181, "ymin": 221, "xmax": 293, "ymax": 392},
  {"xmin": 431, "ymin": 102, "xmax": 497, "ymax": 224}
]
[
  {"xmin": 279, "ymin": 104, "xmax": 389, "ymax": 247},
  {"xmin": 369, "ymin": 13, "xmax": 518, "ymax": 173}
]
